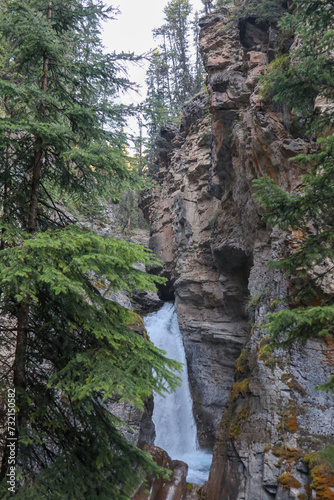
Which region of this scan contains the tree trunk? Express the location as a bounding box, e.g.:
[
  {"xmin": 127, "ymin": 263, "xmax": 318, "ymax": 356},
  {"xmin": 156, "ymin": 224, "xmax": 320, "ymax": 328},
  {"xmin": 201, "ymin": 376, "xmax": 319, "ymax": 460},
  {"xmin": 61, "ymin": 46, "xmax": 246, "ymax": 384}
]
[
  {"xmin": 28, "ymin": 1, "xmax": 52, "ymax": 233},
  {"xmin": 1, "ymin": 142, "xmax": 9, "ymax": 250},
  {"xmin": 1, "ymin": 1, "xmax": 53, "ymax": 481},
  {"xmin": 13, "ymin": 303, "xmax": 30, "ymax": 425}
]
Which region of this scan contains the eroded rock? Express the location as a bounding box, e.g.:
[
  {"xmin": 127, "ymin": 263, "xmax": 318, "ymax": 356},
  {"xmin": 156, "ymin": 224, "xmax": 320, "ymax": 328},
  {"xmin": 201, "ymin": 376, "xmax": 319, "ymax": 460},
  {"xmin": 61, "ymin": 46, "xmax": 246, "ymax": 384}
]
[
  {"xmin": 142, "ymin": 5, "xmax": 334, "ymax": 499},
  {"xmin": 132, "ymin": 445, "xmax": 189, "ymax": 500}
]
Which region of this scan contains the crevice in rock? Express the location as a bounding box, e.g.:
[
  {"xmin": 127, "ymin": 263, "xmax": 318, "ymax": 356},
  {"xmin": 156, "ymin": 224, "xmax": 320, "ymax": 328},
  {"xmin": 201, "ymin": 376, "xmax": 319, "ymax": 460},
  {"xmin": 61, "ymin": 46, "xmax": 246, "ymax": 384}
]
[
  {"xmin": 238, "ymin": 17, "xmax": 269, "ymax": 50},
  {"xmin": 213, "ymin": 245, "xmax": 252, "ymax": 321}
]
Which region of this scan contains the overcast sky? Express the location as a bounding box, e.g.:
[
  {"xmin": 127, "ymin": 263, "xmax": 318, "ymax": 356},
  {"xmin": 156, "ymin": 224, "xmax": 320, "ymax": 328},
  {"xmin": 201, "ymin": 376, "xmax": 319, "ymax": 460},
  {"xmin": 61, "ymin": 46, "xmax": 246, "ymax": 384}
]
[{"xmin": 102, "ymin": 0, "xmax": 204, "ymax": 138}]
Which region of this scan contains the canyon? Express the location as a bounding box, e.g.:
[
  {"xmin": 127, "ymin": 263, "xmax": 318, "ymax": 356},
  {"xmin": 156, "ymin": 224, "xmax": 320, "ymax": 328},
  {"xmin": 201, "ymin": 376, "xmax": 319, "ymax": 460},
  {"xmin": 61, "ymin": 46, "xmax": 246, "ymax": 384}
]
[{"xmin": 137, "ymin": 6, "xmax": 334, "ymax": 500}]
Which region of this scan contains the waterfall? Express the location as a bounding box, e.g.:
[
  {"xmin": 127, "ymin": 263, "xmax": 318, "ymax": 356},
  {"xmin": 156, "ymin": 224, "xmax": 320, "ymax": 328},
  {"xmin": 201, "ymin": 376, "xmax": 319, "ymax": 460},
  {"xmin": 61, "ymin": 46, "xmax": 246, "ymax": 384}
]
[{"xmin": 144, "ymin": 303, "xmax": 212, "ymax": 485}]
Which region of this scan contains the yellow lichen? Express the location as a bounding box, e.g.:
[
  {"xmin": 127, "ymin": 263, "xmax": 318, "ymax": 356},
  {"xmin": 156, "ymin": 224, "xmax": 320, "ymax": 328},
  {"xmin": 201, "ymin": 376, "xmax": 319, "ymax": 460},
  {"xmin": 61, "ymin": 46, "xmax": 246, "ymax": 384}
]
[
  {"xmin": 231, "ymin": 378, "xmax": 250, "ymax": 400},
  {"xmin": 230, "ymin": 424, "xmax": 240, "ymax": 439},
  {"xmin": 229, "ymin": 405, "xmax": 249, "ymax": 440},
  {"xmin": 277, "ymin": 401, "xmax": 298, "ymax": 434},
  {"xmin": 236, "ymin": 349, "xmax": 249, "ymax": 375},
  {"xmin": 309, "ymin": 463, "xmax": 334, "ymax": 499},
  {"xmin": 278, "ymin": 473, "xmax": 302, "ymax": 489},
  {"xmin": 126, "ymin": 311, "xmax": 147, "ymax": 338},
  {"xmin": 248, "ymin": 293, "xmax": 262, "ymax": 310},
  {"xmin": 258, "ymin": 337, "xmax": 277, "ymax": 366},
  {"xmin": 238, "ymin": 405, "xmax": 249, "ymax": 421},
  {"xmin": 304, "ymin": 451, "xmax": 334, "ymax": 500},
  {"xmin": 281, "ymin": 373, "xmax": 306, "ymax": 395},
  {"xmin": 286, "ymin": 414, "xmax": 298, "ymax": 433},
  {"xmin": 272, "ymin": 445, "xmax": 302, "ymax": 465},
  {"xmin": 94, "ymin": 281, "xmax": 106, "ymax": 289}
]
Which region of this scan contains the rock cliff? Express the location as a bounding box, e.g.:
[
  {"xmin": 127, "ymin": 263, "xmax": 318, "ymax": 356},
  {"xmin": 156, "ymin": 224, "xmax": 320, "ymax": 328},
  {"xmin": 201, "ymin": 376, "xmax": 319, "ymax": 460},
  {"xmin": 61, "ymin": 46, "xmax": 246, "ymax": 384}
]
[{"xmin": 142, "ymin": 7, "xmax": 334, "ymax": 500}]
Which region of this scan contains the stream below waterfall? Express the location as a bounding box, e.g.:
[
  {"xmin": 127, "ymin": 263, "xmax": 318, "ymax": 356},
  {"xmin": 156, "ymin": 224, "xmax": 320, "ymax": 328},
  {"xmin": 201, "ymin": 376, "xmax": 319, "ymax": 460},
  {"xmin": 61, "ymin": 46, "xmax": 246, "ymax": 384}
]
[{"xmin": 144, "ymin": 303, "xmax": 212, "ymax": 485}]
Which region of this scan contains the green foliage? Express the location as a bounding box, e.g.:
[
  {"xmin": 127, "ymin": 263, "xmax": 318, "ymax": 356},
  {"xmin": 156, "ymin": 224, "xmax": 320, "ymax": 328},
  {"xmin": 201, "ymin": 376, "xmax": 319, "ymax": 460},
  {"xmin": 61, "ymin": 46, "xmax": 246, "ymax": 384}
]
[
  {"xmin": 215, "ymin": 0, "xmax": 285, "ymax": 25},
  {"xmin": 254, "ymin": 0, "xmax": 334, "ymax": 394},
  {"xmin": 304, "ymin": 445, "xmax": 334, "ymax": 472},
  {"xmin": 0, "ymin": 0, "xmax": 182, "ymax": 497},
  {"xmin": 316, "ymin": 376, "xmax": 334, "ymax": 394},
  {"xmin": 209, "ymin": 210, "xmax": 220, "ymax": 228},
  {"xmin": 264, "ymin": 306, "xmax": 334, "ymax": 346},
  {"xmin": 260, "ymin": 0, "xmax": 334, "ymax": 128},
  {"xmin": 248, "ymin": 292, "xmax": 263, "ymax": 310},
  {"xmin": 201, "ymin": 0, "xmax": 215, "ymax": 14},
  {"xmin": 236, "ymin": 0, "xmax": 285, "ymax": 25},
  {"xmin": 114, "ymin": 190, "xmax": 149, "ymax": 232},
  {"xmin": 143, "ymin": 0, "xmax": 205, "ymax": 171}
]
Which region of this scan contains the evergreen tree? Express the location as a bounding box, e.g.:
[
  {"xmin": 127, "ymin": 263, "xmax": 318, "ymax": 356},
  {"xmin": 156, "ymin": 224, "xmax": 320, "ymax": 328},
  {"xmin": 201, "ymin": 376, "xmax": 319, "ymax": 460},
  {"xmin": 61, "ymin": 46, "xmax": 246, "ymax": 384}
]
[
  {"xmin": 254, "ymin": 0, "xmax": 334, "ymax": 391},
  {"xmin": 236, "ymin": 0, "xmax": 285, "ymax": 25},
  {"xmin": 142, "ymin": 49, "xmax": 171, "ymax": 173},
  {"xmin": 163, "ymin": 0, "xmax": 193, "ymax": 106},
  {"xmin": 145, "ymin": 48, "xmax": 171, "ymax": 131},
  {"xmin": 201, "ymin": 0, "xmax": 214, "ymax": 14},
  {"xmin": 0, "ymin": 1, "xmax": 181, "ymax": 498},
  {"xmin": 145, "ymin": 0, "xmax": 196, "ymax": 119},
  {"xmin": 192, "ymin": 10, "xmax": 205, "ymax": 94},
  {"xmin": 143, "ymin": 0, "xmax": 204, "ymax": 172}
]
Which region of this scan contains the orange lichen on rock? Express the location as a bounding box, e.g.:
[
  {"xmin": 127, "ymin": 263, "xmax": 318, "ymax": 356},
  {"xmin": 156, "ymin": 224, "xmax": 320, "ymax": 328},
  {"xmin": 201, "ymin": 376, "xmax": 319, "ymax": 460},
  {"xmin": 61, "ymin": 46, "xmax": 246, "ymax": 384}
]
[
  {"xmin": 277, "ymin": 405, "xmax": 298, "ymax": 434},
  {"xmin": 292, "ymin": 229, "xmax": 306, "ymax": 240},
  {"xmin": 309, "ymin": 463, "xmax": 334, "ymax": 500},
  {"xmin": 278, "ymin": 473, "xmax": 302, "ymax": 489},
  {"xmin": 285, "ymin": 414, "xmax": 298, "ymax": 433},
  {"xmin": 272, "ymin": 445, "xmax": 302, "ymax": 465}
]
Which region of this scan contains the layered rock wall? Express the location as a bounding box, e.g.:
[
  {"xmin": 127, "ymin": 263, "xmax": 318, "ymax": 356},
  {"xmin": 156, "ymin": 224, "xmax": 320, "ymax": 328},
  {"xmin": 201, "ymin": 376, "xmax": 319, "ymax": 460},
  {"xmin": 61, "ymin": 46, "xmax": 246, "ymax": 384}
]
[
  {"xmin": 142, "ymin": 7, "xmax": 334, "ymax": 499},
  {"xmin": 142, "ymin": 92, "xmax": 251, "ymax": 447}
]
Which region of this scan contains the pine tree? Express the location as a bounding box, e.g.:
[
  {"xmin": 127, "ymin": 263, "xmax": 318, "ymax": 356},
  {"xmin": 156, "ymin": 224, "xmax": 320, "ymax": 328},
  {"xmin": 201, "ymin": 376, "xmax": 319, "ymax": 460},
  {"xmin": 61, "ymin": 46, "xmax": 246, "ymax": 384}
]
[
  {"xmin": 143, "ymin": 0, "xmax": 203, "ymax": 173},
  {"xmin": 142, "ymin": 48, "xmax": 171, "ymax": 174},
  {"xmin": 145, "ymin": 48, "xmax": 171, "ymax": 131},
  {"xmin": 192, "ymin": 11, "xmax": 205, "ymax": 94},
  {"xmin": 236, "ymin": 0, "xmax": 285, "ymax": 25},
  {"xmin": 163, "ymin": 0, "xmax": 194, "ymax": 107},
  {"xmin": 0, "ymin": 1, "xmax": 181, "ymax": 497},
  {"xmin": 254, "ymin": 0, "xmax": 334, "ymax": 391},
  {"xmin": 146, "ymin": 0, "xmax": 196, "ymax": 118},
  {"xmin": 201, "ymin": 0, "xmax": 214, "ymax": 14}
]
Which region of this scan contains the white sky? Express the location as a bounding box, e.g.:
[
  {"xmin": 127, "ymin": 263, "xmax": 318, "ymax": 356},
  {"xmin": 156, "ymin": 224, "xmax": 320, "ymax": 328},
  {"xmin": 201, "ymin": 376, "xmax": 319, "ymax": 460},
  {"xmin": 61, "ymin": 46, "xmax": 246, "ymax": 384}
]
[{"xmin": 102, "ymin": 0, "xmax": 205, "ymax": 139}]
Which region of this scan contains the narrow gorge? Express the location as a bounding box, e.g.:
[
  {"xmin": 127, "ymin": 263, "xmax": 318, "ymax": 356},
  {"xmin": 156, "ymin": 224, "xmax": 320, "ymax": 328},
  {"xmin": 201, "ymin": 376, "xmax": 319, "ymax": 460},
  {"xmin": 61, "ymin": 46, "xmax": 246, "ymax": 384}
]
[
  {"xmin": 1, "ymin": 1, "xmax": 333, "ymax": 498},
  {"xmin": 136, "ymin": 7, "xmax": 334, "ymax": 500}
]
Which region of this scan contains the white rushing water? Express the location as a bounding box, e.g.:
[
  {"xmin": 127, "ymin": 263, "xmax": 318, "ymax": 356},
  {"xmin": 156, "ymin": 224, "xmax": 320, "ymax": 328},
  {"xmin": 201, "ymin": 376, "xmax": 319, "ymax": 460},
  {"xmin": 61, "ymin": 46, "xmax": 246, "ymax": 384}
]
[{"xmin": 144, "ymin": 303, "xmax": 212, "ymax": 485}]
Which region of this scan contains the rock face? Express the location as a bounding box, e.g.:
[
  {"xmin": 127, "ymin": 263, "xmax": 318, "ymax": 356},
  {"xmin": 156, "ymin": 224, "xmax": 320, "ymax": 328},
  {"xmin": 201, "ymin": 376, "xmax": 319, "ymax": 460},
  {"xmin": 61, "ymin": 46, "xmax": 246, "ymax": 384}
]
[
  {"xmin": 142, "ymin": 7, "xmax": 334, "ymax": 499},
  {"xmin": 132, "ymin": 445, "xmax": 204, "ymax": 500},
  {"xmin": 142, "ymin": 91, "xmax": 250, "ymax": 447},
  {"xmin": 107, "ymin": 395, "xmax": 155, "ymax": 447}
]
